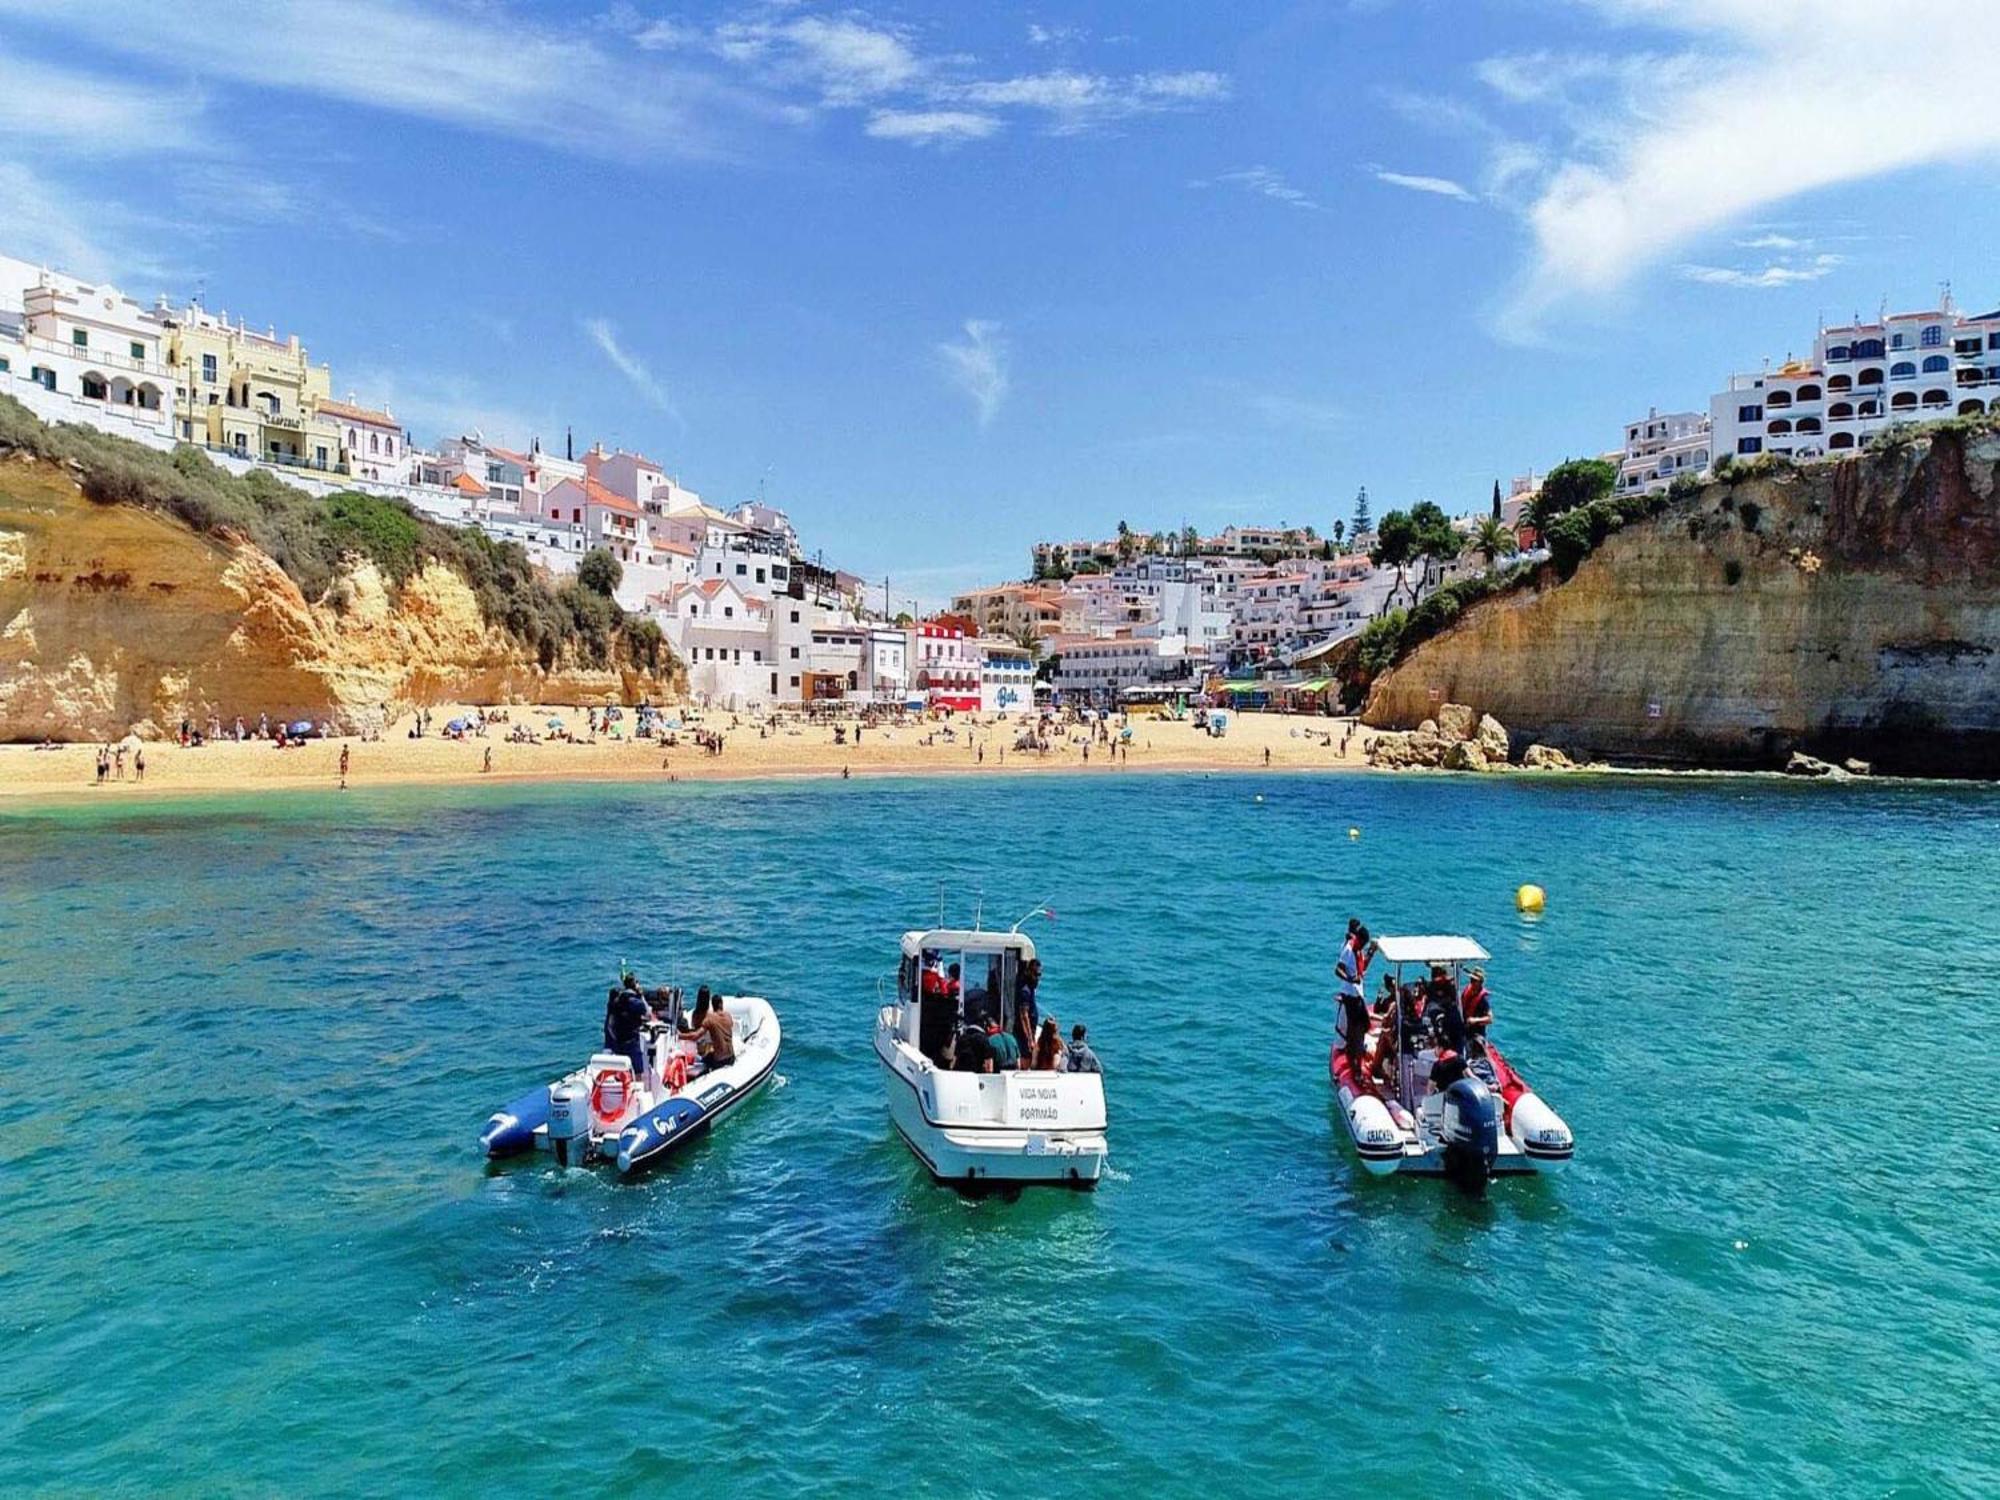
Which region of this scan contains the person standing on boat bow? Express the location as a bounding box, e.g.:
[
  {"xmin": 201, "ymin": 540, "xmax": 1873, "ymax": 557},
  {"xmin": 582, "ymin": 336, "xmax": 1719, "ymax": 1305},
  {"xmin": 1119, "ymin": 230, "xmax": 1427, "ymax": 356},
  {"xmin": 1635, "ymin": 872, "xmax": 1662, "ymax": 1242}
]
[
  {"xmin": 1335, "ymin": 922, "xmax": 1376, "ymax": 1076},
  {"xmin": 605, "ymin": 975, "xmax": 655, "ymax": 1080}
]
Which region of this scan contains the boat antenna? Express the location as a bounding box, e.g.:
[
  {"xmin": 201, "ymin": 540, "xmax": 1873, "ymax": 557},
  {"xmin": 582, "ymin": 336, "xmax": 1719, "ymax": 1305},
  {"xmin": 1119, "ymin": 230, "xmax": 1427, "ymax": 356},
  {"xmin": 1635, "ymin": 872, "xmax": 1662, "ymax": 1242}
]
[
  {"xmin": 1010, "ymin": 897, "xmax": 1057, "ymax": 933},
  {"xmin": 973, "ymin": 892, "xmax": 985, "ymax": 931},
  {"xmin": 937, "ymin": 880, "xmax": 947, "ymax": 930}
]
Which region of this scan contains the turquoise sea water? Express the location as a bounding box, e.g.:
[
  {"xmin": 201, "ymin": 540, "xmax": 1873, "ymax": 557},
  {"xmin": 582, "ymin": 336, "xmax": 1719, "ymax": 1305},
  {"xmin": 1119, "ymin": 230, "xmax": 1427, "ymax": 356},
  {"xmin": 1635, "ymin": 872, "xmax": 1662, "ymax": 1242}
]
[{"xmin": 2, "ymin": 771, "xmax": 1996, "ymax": 1497}]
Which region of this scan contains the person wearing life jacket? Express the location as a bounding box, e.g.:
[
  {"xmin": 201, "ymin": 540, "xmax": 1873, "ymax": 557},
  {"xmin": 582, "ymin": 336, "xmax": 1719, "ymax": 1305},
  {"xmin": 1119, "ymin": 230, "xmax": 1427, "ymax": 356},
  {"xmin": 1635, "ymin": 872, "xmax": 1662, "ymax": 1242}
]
[
  {"xmin": 1334, "ymin": 922, "xmax": 1375, "ymax": 1076},
  {"xmin": 1429, "ymin": 1048, "xmax": 1469, "ymax": 1092},
  {"xmin": 1425, "ymin": 965, "xmax": 1467, "ymax": 1056},
  {"xmin": 1461, "ymin": 969, "xmax": 1493, "ymax": 1049}
]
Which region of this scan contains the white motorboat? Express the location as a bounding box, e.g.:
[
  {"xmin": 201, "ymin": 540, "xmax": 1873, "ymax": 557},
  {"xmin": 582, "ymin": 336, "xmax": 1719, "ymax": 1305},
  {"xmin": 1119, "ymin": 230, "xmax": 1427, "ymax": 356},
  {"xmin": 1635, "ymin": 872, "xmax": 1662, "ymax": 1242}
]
[
  {"xmin": 1329, "ymin": 935, "xmax": 1572, "ymax": 1192},
  {"xmin": 482, "ymin": 994, "xmax": 780, "ymax": 1174},
  {"xmin": 874, "ymin": 928, "xmax": 1107, "ymax": 1189}
]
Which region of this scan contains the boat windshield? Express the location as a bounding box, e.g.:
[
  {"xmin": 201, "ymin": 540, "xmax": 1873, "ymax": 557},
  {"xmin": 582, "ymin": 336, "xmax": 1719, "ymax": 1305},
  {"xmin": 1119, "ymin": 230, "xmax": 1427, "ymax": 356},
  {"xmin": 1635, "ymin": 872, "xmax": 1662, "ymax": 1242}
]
[{"xmin": 901, "ymin": 942, "xmax": 1023, "ymax": 1031}]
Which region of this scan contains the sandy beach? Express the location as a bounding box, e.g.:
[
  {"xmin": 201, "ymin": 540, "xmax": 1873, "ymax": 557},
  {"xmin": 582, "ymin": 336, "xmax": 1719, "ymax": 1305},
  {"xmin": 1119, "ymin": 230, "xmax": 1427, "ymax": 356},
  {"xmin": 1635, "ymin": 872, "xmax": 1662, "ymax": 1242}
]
[{"xmin": 0, "ymin": 707, "xmax": 1376, "ymax": 803}]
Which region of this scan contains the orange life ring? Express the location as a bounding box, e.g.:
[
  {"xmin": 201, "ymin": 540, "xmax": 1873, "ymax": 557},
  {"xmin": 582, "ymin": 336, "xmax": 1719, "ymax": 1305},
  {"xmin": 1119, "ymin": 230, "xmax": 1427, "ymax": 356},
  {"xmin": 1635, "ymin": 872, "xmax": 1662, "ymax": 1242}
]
[
  {"xmin": 590, "ymin": 1067, "xmax": 634, "ymax": 1123},
  {"xmin": 664, "ymin": 1053, "xmax": 689, "ymax": 1092}
]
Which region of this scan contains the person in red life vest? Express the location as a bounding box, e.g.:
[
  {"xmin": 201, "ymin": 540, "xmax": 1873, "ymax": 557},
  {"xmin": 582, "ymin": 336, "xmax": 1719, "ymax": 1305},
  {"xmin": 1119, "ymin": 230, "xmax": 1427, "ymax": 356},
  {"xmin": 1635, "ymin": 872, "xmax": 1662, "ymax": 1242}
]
[{"xmin": 1461, "ymin": 968, "xmax": 1493, "ymax": 1048}]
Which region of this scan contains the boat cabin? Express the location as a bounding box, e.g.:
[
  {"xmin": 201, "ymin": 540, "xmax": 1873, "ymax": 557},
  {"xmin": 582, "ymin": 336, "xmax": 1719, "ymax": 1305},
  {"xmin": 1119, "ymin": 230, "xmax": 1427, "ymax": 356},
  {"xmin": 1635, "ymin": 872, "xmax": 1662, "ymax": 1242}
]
[{"xmin": 893, "ymin": 928, "xmax": 1036, "ymax": 1054}]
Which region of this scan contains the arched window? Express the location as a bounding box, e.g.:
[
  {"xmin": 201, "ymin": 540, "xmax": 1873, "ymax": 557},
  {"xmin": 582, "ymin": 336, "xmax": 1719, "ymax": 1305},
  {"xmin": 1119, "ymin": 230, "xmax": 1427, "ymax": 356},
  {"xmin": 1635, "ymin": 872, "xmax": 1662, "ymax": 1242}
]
[
  {"xmin": 347, "ymin": 427, "xmax": 357, "ymax": 448},
  {"xmin": 1766, "ymin": 389, "xmax": 1793, "ymax": 409},
  {"xmin": 1922, "ymin": 388, "xmax": 1950, "ymax": 408},
  {"xmin": 1829, "ymin": 432, "xmax": 1855, "ymax": 449},
  {"xmin": 1853, "ymin": 338, "xmax": 1885, "ymax": 359},
  {"xmin": 385, "ymin": 436, "xmax": 395, "ymax": 456},
  {"xmin": 1858, "ymin": 399, "xmax": 1881, "ymax": 417},
  {"xmin": 1828, "ymin": 402, "xmax": 1853, "ymax": 420},
  {"xmin": 1857, "ymin": 367, "xmax": 1884, "ymax": 386},
  {"xmin": 369, "ymin": 433, "xmax": 380, "ymax": 453},
  {"xmin": 1796, "ymin": 384, "xmax": 1821, "ymax": 402},
  {"xmin": 1796, "ymin": 417, "xmax": 1822, "ymax": 433},
  {"xmin": 1891, "ymin": 390, "xmax": 1917, "ymax": 410},
  {"xmin": 1922, "ymin": 354, "xmax": 1949, "ymax": 373},
  {"xmin": 1890, "ymin": 361, "xmax": 1916, "ymax": 380},
  {"xmin": 1825, "ymin": 344, "xmax": 1851, "ymax": 362},
  {"xmin": 1828, "ymin": 374, "xmax": 1852, "ymax": 393},
  {"xmin": 1959, "ymin": 398, "xmax": 1985, "ymax": 416},
  {"xmin": 81, "ymin": 373, "xmax": 108, "ymax": 401},
  {"xmin": 1767, "ymin": 418, "xmax": 1793, "ymax": 435}
]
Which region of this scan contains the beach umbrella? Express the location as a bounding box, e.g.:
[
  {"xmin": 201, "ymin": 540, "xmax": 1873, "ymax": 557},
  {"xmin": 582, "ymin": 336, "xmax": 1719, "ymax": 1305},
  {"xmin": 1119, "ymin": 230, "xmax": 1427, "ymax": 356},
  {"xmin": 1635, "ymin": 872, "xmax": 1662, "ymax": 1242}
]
[
  {"xmin": 547, "ymin": 716, "xmax": 565, "ymax": 729},
  {"xmin": 288, "ymin": 720, "xmax": 314, "ymax": 736},
  {"xmin": 446, "ymin": 718, "xmax": 469, "ymax": 733}
]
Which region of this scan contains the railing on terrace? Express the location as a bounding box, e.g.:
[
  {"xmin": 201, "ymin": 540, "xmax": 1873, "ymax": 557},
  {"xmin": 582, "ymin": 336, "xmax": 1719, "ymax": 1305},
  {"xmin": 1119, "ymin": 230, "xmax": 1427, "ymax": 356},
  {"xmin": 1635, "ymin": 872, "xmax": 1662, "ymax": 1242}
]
[{"xmin": 14, "ymin": 331, "xmax": 172, "ymax": 379}]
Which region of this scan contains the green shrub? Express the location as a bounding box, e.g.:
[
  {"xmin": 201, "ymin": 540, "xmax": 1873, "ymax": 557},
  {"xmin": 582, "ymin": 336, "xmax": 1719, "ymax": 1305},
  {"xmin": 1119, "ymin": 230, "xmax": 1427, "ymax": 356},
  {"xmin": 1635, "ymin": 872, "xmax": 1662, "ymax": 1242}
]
[
  {"xmin": 0, "ymin": 393, "xmax": 655, "ymax": 677},
  {"xmin": 576, "ymin": 547, "xmax": 623, "ymax": 598}
]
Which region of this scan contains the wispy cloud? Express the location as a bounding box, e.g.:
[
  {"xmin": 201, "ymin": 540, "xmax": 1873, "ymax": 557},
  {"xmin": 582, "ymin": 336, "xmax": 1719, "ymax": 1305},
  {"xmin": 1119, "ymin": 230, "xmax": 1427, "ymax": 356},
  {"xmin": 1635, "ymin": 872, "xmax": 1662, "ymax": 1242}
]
[
  {"xmin": 1678, "ymin": 253, "xmax": 1843, "ymax": 289},
  {"xmin": 1488, "ymin": 0, "xmax": 2000, "ymax": 335},
  {"xmin": 1193, "ymin": 166, "xmax": 1320, "ymax": 211},
  {"xmin": 584, "ymin": 318, "xmax": 682, "ymax": 426},
  {"xmin": 0, "ymin": 0, "xmax": 768, "ymax": 162},
  {"xmin": 938, "ymin": 319, "xmax": 1010, "ymax": 428},
  {"xmin": 865, "ymin": 110, "xmax": 1000, "ymax": 146},
  {"xmin": 618, "ymin": 8, "xmax": 1227, "ymax": 145},
  {"xmin": 0, "ymin": 52, "xmax": 205, "ymax": 157},
  {"xmin": 1370, "ymin": 168, "xmax": 1477, "ymax": 202}
]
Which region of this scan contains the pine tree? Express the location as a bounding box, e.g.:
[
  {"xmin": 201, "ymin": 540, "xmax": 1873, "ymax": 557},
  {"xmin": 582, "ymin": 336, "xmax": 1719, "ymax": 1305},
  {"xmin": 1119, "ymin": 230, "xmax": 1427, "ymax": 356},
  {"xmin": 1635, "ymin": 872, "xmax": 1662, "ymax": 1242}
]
[
  {"xmin": 1491, "ymin": 479, "xmax": 1503, "ymax": 520},
  {"xmin": 1351, "ymin": 486, "xmax": 1372, "ymax": 539}
]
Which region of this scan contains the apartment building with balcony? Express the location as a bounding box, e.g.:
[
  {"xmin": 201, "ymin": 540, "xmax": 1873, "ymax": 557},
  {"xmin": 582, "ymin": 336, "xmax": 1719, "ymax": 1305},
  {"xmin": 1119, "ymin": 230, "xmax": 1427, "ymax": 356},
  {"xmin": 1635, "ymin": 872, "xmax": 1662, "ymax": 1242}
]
[
  {"xmin": 1616, "ymin": 407, "xmax": 1710, "ymax": 494},
  {"xmin": 949, "ymin": 582, "xmax": 1067, "ymax": 640},
  {"xmin": 159, "ymin": 302, "xmax": 341, "ymax": 471},
  {"xmin": 0, "ymin": 259, "xmax": 175, "ymax": 443},
  {"xmin": 1709, "ymin": 296, "xmax": 2000, "ymax": 465}
]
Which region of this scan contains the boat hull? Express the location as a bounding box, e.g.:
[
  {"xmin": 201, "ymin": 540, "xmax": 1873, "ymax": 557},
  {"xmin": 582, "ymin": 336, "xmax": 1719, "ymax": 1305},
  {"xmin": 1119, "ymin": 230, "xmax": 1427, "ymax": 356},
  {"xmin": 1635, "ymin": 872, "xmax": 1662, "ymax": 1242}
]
[
  {"xmin": 876, "ymin": 1032, "xmax": 1106, "ymax": 1189},
  {"xmin": 1329, "ymin": 1043, "xmax": 1560, "ymax": 1178}
]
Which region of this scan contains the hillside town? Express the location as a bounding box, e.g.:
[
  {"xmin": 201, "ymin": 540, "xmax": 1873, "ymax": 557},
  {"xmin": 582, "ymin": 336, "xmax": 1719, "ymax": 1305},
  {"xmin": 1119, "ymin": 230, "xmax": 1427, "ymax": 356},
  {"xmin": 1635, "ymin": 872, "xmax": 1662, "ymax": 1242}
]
[{"xmin": 6, "ymin": 248, "xmax": 1995, "ymax": 716}]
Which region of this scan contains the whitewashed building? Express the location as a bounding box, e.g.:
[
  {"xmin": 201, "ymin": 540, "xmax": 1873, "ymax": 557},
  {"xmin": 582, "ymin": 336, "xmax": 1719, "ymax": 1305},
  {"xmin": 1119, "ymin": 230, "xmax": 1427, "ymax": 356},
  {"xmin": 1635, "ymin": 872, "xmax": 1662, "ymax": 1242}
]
[
  {"xmin": 0, "ymin": 257, "xmax": 174, "ymax": 443},
  {"xmin": 915, "ymin": 622, "xmax": 981, "ymax": 712},
  {"xmin": 1051, "ymin": 632, "xmax": 1186, "ymax": 704},
  {"xmin": 978, "ymin": 637, "xmax": 1036, "ymax": 714},
  {"xmin": 1616, "ymin": 408, "xmax": 1710, "ymax": 494},
  {"xmin": 1709, "ymin": 296, "xmax": 2000, "ymax": 465}
]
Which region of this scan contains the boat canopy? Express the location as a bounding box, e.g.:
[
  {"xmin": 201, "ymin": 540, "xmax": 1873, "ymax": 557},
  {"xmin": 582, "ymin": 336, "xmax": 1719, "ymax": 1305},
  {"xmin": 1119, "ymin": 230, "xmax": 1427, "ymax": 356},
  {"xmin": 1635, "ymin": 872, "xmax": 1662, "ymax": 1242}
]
[
  {"xmin": 1375, "ymin": 935, "xmax": 1490, "ymax": 966},
  {"xmin": 900, "ymin": 928, "xmax": 1037, "ymax": 961}
]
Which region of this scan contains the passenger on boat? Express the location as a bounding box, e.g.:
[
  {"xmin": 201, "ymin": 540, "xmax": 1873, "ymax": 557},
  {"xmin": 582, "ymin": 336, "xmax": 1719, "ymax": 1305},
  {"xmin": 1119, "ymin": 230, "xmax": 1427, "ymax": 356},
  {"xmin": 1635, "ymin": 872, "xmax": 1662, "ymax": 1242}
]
[
  {"xmin": 1426, "ymin": 966, "xmax": 1467, "ymax": 1055},
  {"xmin": 605, "ymin": 979, "xmax": 656, "ymax": 1078},
  {"xmin": 965, "ymin": 957, "xmax": 1003, "ymax": 1029},
  {"xmin": 1461, "ymin": 969, "xmax": 1492, "ymax": 1044},
  {"xmin": 954, "ymin": 1020, "xmax": 994, "ymax": 1072},
  {"xmin": 682, "ymin": 994, "xmax": 735, "ymax": 1072},
  {"xmin": 1429, "ymin": 1048, "xmax": 1468, "ymax": 1092},
  {"xmin": 1013, "ymin": 958, "xmax": 1042, "ymax": 1060},
  {"xmin": 1335, "ymin": 923, "xmax": 1375, "ymax": 1074},
  {"xmin": 919, "ymin": 960, "xmax": 959, "ymax": 1065},
  {"xmin": 1030, "ymin": 1017, "xmax": 1064, "ymax": 1071},
  {"xmin": 985, "ymin": 1018, "xmax": 1021, "ymax": 1070},
  {"xmin": 1064, "ymin": 1024, "xmax": 1102, "ymax": 1075}
]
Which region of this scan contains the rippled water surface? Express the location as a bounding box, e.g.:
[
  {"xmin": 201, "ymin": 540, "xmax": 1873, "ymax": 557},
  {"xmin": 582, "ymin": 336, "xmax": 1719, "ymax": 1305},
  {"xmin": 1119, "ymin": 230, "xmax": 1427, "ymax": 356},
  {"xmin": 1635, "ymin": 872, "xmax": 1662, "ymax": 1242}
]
[{"xmin": 2, "ymin": 772, "xmax": 1996, "ymax": 1497}]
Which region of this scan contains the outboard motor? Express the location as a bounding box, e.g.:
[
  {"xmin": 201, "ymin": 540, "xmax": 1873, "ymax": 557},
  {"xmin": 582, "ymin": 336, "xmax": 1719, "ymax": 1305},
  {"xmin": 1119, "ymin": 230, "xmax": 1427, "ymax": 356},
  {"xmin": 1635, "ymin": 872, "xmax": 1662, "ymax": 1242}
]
[
  {"xmin": 548, "ymin": 1082, "xmax": 591, "ymax": 1167},
  {"xmin": 1439, "ymin": 1075, "xmax": 1499, "ymax": 1193}
]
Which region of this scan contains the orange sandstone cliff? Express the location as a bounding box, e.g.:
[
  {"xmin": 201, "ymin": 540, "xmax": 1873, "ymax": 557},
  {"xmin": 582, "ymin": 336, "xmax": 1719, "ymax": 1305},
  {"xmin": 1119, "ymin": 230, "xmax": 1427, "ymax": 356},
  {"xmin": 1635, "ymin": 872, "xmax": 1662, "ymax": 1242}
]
[{"xmin": 0, "ymin": 453, "xmax": 676, "ymax": 740}]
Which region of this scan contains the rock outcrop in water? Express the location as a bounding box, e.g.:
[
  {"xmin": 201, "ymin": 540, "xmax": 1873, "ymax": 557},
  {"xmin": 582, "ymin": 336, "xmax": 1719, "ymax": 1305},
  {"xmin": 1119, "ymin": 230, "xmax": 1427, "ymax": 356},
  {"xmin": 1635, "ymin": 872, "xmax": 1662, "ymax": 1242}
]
[
  {"xmin": 0, "ymin": 453, "xmax": 676, "ymax": 740},
  {"xmin": 1362, "ymin": 429, "xmax": 2000, "ymax": 777}
]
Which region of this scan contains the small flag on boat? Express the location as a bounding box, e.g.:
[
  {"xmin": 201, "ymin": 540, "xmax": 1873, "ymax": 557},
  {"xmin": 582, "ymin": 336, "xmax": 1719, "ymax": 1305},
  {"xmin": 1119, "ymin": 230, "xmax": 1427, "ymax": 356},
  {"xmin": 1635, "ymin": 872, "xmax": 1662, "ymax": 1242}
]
[{"xmin": 1042, "ymin": 906, "xmax": 1057, "ymax": 924}]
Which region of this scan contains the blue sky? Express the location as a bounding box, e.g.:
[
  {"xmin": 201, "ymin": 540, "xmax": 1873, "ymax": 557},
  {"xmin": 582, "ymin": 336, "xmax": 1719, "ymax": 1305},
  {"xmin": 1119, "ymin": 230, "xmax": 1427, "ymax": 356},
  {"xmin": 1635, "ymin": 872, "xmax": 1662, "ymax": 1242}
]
[{"xmin": 3, "ymin": 0, "xmax": 1997, "ymax": 598}]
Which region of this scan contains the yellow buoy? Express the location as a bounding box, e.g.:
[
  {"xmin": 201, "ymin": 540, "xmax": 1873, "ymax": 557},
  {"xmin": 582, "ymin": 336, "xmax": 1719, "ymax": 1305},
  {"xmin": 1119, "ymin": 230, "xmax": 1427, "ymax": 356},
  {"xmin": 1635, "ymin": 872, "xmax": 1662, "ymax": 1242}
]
[{"xmin": 1516, "ymin": 883, "xmax": 1546, "ymax": 913}]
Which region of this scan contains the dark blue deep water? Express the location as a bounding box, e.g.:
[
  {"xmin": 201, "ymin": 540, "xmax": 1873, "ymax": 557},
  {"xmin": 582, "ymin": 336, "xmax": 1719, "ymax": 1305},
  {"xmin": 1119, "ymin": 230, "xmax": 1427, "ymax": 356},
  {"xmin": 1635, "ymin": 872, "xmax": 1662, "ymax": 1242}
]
[{"xmin": 2, "ymin": 772, "xmax": 1996, "ymax": 1497}]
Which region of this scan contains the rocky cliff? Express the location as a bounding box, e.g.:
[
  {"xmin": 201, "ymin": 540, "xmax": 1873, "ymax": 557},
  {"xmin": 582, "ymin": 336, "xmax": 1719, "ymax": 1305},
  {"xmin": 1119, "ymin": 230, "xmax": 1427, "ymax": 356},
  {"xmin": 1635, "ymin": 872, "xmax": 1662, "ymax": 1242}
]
[
  {"xmin": 0, "ymin": 454, "xmax": 674, "ymax": 740},
  {"xmin": 1363, "ymin": 429, "xmax": 2000, "ymax": 777}
]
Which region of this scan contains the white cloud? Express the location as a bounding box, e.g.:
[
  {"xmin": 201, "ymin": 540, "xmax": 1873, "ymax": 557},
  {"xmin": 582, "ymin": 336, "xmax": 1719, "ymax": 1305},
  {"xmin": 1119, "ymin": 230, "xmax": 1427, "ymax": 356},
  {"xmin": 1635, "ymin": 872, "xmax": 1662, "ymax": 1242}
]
[
  {"xmin": 1678, "ymin": 253, "xmax": 1843, "ymax": 289},
  {"xmin": 584, "ymin": 318, "xmax": 682, "ymax": 425},
  {"xmin": 0, "ymin": 53, "xmax": 205, "ymax": 156},
  {"xmin": 1371, "ymin": 169, "xmax": 1477, "ymax": 202},
  {"xmin": 1027, "ymin": 23, "xmax": 1086, "ymax": 48},
  {"xmin": 0, "ymin": 163, "xmax": 128, "ymax": 282},
  {"xmin": 1492, "ymin": 0, "xmax": 2000, "ymax": 334},
  {"xmin": 865, "ymin": 110, "xmax": 1000, "ymax": 145},
  {"xmin": 937, "ymin": 319, "xmax": 1010, "ymax": 427},
  {"xmin": 711, "ymin": 15, "xmax": 922, "ymax": 105},
  {"xmin": 1195, "ymin": 166, "xmax": 1320, "ymax": 211},
  {"xmin": 943, "ymin": 70, "xmax": 1229, "ymax": 133},
  {"xmin": 0, "ymin": 0, "xmax": 767, "ymax": 162}
]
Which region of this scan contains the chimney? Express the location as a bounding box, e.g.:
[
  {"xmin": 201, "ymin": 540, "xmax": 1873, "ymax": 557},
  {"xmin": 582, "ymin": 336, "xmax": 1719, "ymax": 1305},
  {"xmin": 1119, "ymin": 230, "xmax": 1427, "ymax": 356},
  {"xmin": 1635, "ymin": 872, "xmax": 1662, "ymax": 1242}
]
[{"xmin": 566, "ymin": 425, "xmax": 573, "ymax": 461}]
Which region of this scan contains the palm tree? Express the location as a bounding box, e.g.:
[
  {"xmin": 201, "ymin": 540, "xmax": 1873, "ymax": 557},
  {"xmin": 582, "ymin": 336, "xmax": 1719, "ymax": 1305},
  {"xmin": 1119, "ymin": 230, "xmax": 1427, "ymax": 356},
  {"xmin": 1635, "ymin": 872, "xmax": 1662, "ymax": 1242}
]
[
  {"xmin": 1007, "ymin": 623, "xmax": 1045, "ymax": 661},
  {"xmin": 1470, "ymin": 515, "xmax": 1519, "ymax": 568},
  {"xmin": 1116, "ymin": 519, "xmax": 1136, "ymax": 563},
  {"xmin": 1332, "ymin": 518, "xmax": 1346, "ymax": 550}
]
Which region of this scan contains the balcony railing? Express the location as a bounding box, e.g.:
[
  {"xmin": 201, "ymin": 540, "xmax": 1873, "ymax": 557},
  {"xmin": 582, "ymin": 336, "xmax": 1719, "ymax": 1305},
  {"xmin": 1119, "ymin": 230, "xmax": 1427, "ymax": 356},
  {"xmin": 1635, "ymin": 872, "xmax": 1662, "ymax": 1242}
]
[{"xmin": 16, "ymin": 331, "xmax": 171, "ymax": 378}]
